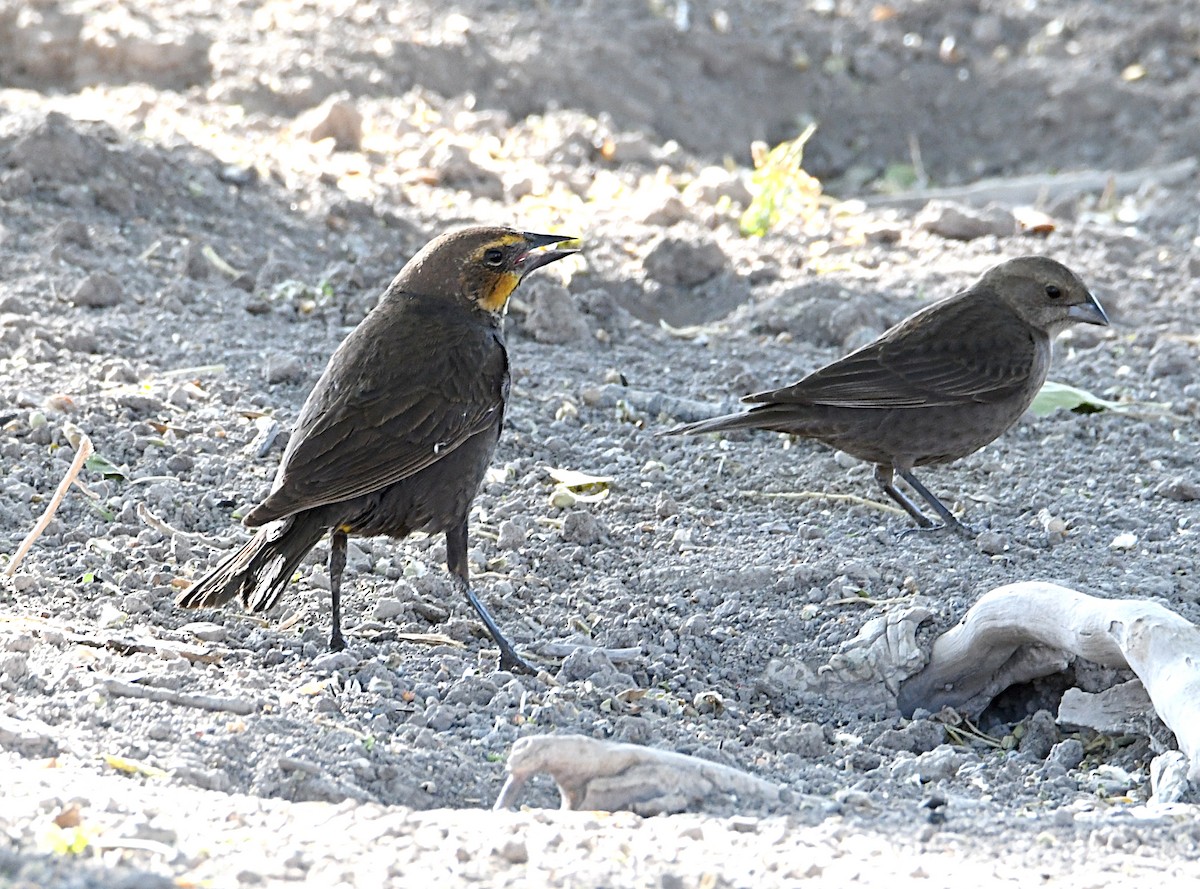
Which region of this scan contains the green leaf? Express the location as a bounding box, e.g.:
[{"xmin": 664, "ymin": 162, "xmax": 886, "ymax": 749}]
[
  {"xmin": 1029, "ymin": 381, "xmax": 1158, "ymax": 417},
  {"xmin": 85, "ymin": 453, "xmax": 127, "ymax": 480}
]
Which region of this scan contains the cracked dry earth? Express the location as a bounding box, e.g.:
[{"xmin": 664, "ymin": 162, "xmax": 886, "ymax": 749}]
[{"xmin": 2, "ymin": 0, "xmax": 1200, "ymax": 886}]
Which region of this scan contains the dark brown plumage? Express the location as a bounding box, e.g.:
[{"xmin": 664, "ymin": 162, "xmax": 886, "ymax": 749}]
[
  {"xmin": 178, "ymin": 226, "xmax": 577, "ymax": 670},
  {"xmin": 667, "ymin": 256, "xmax": 1109, "ymax": 533}
]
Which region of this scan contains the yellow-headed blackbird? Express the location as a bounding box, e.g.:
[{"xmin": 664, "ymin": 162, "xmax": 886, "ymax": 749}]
[
  {"xmin": 666, "ymin": 256, "xmax": 1108, "ymax": 533},
  {"xmin": 178, "ymin": 227, "xmax": 577, "ymax": 671}
]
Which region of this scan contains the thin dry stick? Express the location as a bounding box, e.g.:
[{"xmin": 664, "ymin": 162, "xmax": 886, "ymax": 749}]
[
  {"xmin": 737, "ymin": 489, "xmax": 908, "ymax": 517},
  {"xmin": 6, "ymin": 433, "xmax": 93, "ymax": 576}
]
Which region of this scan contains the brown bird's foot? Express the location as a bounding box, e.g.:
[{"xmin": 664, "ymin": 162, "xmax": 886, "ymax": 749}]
[
  {"xmin": 896, "ymin": 516, "xmax": 977, "ymax": 540},
  {"xmin": 329, "ymin": 627, "xmax": 347, "ymax": 651},
  {"xmin": 876, "ymin": 466, "xmax": 975, "ymax": 538},
  {"xmin": 460, "ymin": 580, "xmax": 536, "ymax": 675},
  {"xmin": 894, "ymin": 469, "xmax": 975, "ymax": 538}
]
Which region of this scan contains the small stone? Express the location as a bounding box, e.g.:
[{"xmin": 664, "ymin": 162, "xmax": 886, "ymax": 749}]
[
  {"xmin": 301, "ymin": 98, "xmax": 364, "ymax": 152},
  {"xmin": 916, "ymin": 201, "xmax": 1016, "ymax": 241},
  {"xmin": 372, "ymin": 597, "xmax": 407, "ymax": 620},
  {"xmin": 975, "ymin": 530, "xmax": 1007, "ymax": 555},
  {"xmin": 263, "ymin": 355, "xmax": 305, "ymax": 384},
  {"xmin": 644, "ymin": 234, "xmax": 727, "ymax": 288},
  {"xmin": 53, "ymin": 220, "xmax": 92, "ymax": 248},
  {"xmin": 0, "ymin": 653, "xmax": 29, "ymax": 680},
  {"xmin": 1046, "ymin": 738, "xmax": 1085, "ymax": 771},
  {"xmin": 1018, "ymin": 710, "xmax": 1058, "ymax": 760},
  {"xmin": 654, "ymin": 492, "xmax": 679, "ymax": 518},
  {"xmin": 914, "ymin": 745, "xmax": 965, "ymax": 781},
  {"xmin": 875, "ymin": 720, "xmax": 945, "ymax": 753},
  {"xmin": 179, "ymin": 240, "xmax": 209, "ymax": 280},
  {"xmin": 496, "ymin": 520, "xmax": 526, "ymax": 550},
  {"xmin": 1153, "ymin": 477, "xmax": 1200, "ymax": 502},
  {"xmin": 1110, "ymin": 532, "xmax": 1138, "ymax": 551},
  {"xmin": 121, "ymin": 592, "xmax": 153, "ymax": 614},
  {"xmin": 311, "ymin": 651, "xmax": 356, "ymax": 674},
  {"xmin": 561, "ymin": 510, "xmax": 603, "ymax": 545},
  {"xmin": 70, "ymin": 271, "xmax": 124, "ymax": 308},
  {"xmin": 181, "ymin": 621, "xmax": 227, "ymax": 642}
]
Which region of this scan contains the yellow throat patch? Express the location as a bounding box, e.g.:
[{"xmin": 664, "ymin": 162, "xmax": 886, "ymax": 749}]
[{"xmin": 479, "ymin": 270, "xmax": 521, "ymax": 313}]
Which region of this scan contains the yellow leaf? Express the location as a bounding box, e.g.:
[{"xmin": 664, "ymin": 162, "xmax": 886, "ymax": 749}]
[
  {"xmin": 103, "ymin": 754, "xmax": 167, "ymax": 778},
  {"xmin": 547, "ymin": 468, "xmax": 612, "ymax": 490}
]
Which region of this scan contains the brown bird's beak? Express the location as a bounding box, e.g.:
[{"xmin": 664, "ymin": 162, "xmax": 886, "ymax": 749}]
[
  {"xmin": 516, "ymin": 232, "xmax": 579, "ymax": 277},
  {"xmin": 1067, "ymin": 293, "xmax": 1110, "ymax": 327}
]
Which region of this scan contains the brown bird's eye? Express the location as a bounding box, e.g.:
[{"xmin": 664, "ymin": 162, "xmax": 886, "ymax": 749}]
[
  {"xmin": 483, "ymin": 247, "xmax": 505, "ymax": 267},
  {"xmin": 1045, "ymin": 284, "xmax": 1062, "ymax": 299}
]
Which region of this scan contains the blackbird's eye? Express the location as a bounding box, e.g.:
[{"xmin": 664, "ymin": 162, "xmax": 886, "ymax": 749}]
[
  {"xmin": 1045, "ymin": 284, "xmax": 1062, "ymax": 299},
  {"xmin": 483, "ymin": 247, "xmax": 505, "ymax": 268}
]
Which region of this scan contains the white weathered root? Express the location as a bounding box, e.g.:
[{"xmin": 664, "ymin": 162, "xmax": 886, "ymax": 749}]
[
  {"xmin": 493, "ymin": 734, "xmax": 783, "ymax": 815},
  {"xmin": 898, "ymin": 581, "xmax": 1200, "ymax": 782}
]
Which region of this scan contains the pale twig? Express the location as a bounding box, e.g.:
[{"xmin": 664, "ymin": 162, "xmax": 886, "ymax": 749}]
[
  {"xmin": 737, "ymin": 488, "xmax": 907, "ymax": 517},
  {"xmin": 534, "ymin": 642, "xmax": 641, "ymax": 662},
  {"xmin": 102, "ymin": 678, "xmax": 258, "ymax": 715},
  {"xmin": 136, "ymin": 502, "xmax": 231, "ymax": 547},
  {"xmin": 6, "ymin": 433, "xmax": 94, "ymax": 576}
]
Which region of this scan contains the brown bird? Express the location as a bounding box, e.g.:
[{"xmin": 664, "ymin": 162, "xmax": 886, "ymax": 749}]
[
  {"xmin": 666, "ymin": 256, "xmax": 1109, "ymax": 533},
  {"xmin": 178, "ymin": 227, "xmax": 578, "ymax": 671}
]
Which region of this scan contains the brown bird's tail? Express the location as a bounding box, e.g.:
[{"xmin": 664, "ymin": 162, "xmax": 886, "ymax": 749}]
[
  {"xmin": 663, "ymin": 403, "xmax": 807, "ymax": 437},
  {"xmin": 176, "ymin": 512, "xmax": 328, "ymax": 614}
]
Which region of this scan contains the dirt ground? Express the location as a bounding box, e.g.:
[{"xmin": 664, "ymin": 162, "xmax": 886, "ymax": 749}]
[{"xmin": 2, "ymin": 1, "xmax": 1200, "ymax": 886}]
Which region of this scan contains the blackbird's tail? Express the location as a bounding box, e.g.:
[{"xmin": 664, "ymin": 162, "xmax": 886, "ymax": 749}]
[
  {"xmin": 663, "ymin": 403, "xmax": 806, "ymax": 437},
  {"xmin": 176, "ymin": 511, "xmax": 329, "ymax": 614}
]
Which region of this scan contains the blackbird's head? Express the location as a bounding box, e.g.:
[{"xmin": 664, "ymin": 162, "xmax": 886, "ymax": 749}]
[
  {"xmin": 983, "ymin": 255, "xmax": 1109, "ymax": 337},
  {"xmin": 401, "ymin": 227, "xmax": 578, "ymax": 315}
]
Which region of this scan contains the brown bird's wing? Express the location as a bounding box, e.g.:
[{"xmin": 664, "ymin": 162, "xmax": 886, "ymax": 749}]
[
  {"xmin": 744, "ymin": 291, "xmax": 1040, "ymax": 409},
  {"xmin": 247, "ymin": 298, "xmax": 508, "ymax": 525}
]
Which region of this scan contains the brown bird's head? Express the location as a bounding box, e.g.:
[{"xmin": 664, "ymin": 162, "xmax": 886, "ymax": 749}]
[
  {"xmin": 397, "ymin": 226, "xmax": 578, "ymax": 316},
  {"xmin": 979, "ymin": 255, "xmax": 1109, "ymax": 337}
]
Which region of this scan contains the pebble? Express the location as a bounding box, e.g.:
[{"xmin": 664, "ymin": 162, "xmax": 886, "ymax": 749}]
[
  {"xmin": 1018, "ymin": 710, "xmax": 1059, "ymax": 760},
  {"xmin": 561, "ymin": 509, "xmax": 604, "ymax": 545},
  {"xmin": 874, "ymin": 721, "xmax": 945, "ymax": 754},
  {"xmin": 264, "ymin": 355, "xmax": 305, "ymax": 384},
  {"xmin": 182, "ymin": 621, "xmax": 228, "ymax": 642},
  {"xmin": 643, "ymin": 233, "xmax": 727, "ymax": 287},
  {"xmin": 975, "ymin": 529, "xmax": 1008, "ymax": 555},
  {"xmin": 372, "ymin": 597, "xmax": 407, "ymax": 620},
  {"xmin": 301, "ymin": 98, "xmax": 364, "ymax": 152},
  {"xmin": 311, "ymin": 651, "xmax": 357, "ymax": 674},
  {"xmin": 1153, "ymin": 477, "xmax": 1200, "ymax": 501},
  {"xmin": 496, "ymin": 519, "xmax": 526, "ymax": 550},
  {"xmin": 70, "ymin": 271, "xmax": 124, "ymax": 307},
  {"xmin": 915, "ymin": 201, "xmax": 1016, "ymax": 240}
]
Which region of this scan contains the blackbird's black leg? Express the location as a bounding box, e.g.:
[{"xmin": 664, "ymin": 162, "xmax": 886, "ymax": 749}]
[
  {"xmin": 329, "ymin": 528, "xmax": 348, "ymax": 651},
  {"xmin": 874, "ymin": 464, "xmax": 935, "ymax": 528},
  {"xmin": 446, "ymin": 520, "xmax": 534, "ymax": 674},
  {"xmin": 895, "ymin": 468, "xmax": 973, "ymax": 538}
]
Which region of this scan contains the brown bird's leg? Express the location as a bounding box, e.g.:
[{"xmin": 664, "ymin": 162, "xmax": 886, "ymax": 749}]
[
  {"xmin": 329, "ymin": 528, "xmax": 348, "ymax": 651},
  {"xmin": 894, "ymin": 468, "xmax": 972, "ymax": 538},
  {"xmin": 873, "ymin": 464, "xmax": 935, "ymax": 529},
  {"xmin": 445, "ymin": 521, "xmax": 534, "ymax": 674}
]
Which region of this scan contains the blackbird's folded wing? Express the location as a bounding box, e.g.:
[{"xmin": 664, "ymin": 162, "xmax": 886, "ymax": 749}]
[
  {"xmin": 249, "ymin": 311, "xmax": 508, "ymax": 524},
  {"xmin": 744, "ymin": 293, "xmax": 1038, "ymax": 409}
]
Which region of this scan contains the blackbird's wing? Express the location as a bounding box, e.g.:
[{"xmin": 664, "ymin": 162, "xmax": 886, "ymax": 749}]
[
  {"xmin": 744, "ymin": 292, "xmax": 1040, "ymax": 409},
  {"xmin": 249, "ymin": 300, "xmax": 508, "ymax": 524}
]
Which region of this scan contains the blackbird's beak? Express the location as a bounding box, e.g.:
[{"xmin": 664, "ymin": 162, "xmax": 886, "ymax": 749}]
[
  {"xmin": 1067, "ymin": 292, "xmax": 1110, "ymax": 327},
  {"xmin": 516, "ymin": 232, "xmax": 579, "ymax": 277}
]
